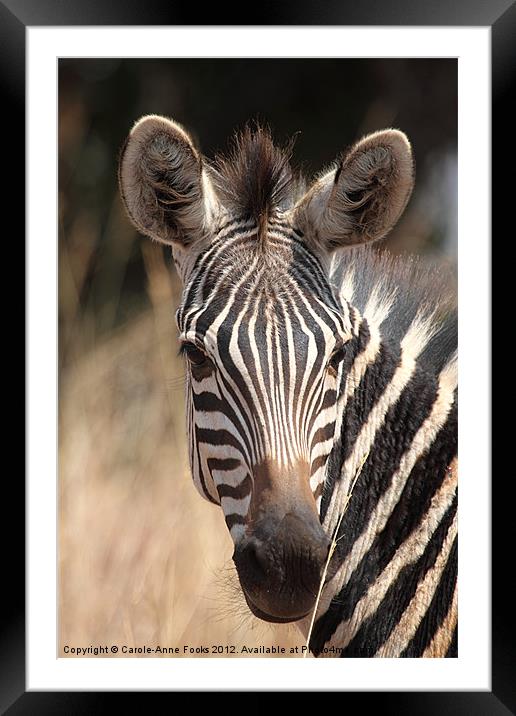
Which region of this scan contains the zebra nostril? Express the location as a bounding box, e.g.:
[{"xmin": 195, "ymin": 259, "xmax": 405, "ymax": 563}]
[
  {"xmin": 234, "ymin": 537, "xmax": 270, "ymax": 587},
  {"xmin": 246, "ymin": 539, "xmax": 268, "ymax": 578}
]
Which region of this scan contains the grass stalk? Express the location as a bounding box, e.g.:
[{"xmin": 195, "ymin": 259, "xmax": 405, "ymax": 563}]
[{"xmin": 303, "ymin": 450, "xmax": 370, "ymax": 657}]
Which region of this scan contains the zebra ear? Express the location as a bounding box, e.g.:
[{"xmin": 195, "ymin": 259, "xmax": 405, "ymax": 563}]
[
  {"xmin": 118, "ymin": 115, "xmax": 219, "ymax": 247},
  {"xmin": 293, "ymin": 129, "xmax": 414, "ymax": 252}
]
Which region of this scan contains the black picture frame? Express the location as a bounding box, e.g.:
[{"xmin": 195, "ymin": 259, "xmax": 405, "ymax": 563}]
[{"xmin": 7, "ymin": 0, "xmax": 508, "ymax": 711}]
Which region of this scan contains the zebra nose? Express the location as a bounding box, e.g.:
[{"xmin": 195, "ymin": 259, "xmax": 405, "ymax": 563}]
[
  {"xmin": 233, "ymin": 513, "xmax": 331, "ymax": 622},
  {"xmin": 238, "ymin": 535, "xmax": 270, "ymax": 583}
]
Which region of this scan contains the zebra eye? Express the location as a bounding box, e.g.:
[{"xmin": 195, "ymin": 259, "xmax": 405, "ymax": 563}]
[
  {"xmin": 328, "ymin": 346, "xmax": 345, "ymax": 373},
  {"xmin": 181, "ymin": 342, "xmax": 209, "ymax": 368}
]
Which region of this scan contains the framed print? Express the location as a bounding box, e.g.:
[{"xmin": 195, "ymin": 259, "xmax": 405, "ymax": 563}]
[{"xmin": 7, "ymin": 0, "xmax": 510, "ymax": 710}]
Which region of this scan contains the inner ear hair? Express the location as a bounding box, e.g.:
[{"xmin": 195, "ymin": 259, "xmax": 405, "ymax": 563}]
[
  {"xmin": 294, "ymin": 129, "xmax": 414, "ymax": 253},
  {"xmin": 118, "ymin": 115, "xmax": 207, "ymax": 247}
]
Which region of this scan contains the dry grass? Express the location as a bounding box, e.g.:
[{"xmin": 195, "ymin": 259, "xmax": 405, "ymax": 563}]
[{"xmin": 58, "ymin": 243, "xmax": 304, "ymax": 658}]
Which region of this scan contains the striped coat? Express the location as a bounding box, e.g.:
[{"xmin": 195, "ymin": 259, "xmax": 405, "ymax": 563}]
[
  {"xmin": 119, "ymin": 116, "xmax": 457, "ymax": 657},
  {"xmin": 307, "ymin": 249, "xmax": 457, "ymax": 657}
]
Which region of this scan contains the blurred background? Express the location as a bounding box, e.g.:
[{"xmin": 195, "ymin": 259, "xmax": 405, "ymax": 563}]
[{"xmin": 58, "ymin": 58, "xmax": 457, "ymax": 657}]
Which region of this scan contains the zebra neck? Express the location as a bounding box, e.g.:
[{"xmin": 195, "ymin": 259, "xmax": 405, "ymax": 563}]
[
  {"xmin": 307, "ymin": 316, "xmax": 458, "ymax": 657},
  {"xmin": 321, "ymin": 313, "xmax": 457, "ymax": 528}
]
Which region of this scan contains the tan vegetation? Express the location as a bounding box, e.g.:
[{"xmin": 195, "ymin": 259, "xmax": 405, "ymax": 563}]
[{"xmin": 59, "ymin": 242, "xmax": 304, "ymax": 657}]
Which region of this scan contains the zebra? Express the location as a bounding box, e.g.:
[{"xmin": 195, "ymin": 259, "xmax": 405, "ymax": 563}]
[{"xmin": 118, "ymin": 115, "xmax": 458, "ymax": 658}]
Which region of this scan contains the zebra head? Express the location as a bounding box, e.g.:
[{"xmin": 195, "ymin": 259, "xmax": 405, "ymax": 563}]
[{"xmin": 119, "ymin": 116, "xmax": 414, "ymax": 623}]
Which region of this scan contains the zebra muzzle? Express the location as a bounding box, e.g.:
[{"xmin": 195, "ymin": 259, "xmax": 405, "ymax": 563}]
[{"xmin": 233, "ymin": 511, "xmax": 331, "ymax": 623}]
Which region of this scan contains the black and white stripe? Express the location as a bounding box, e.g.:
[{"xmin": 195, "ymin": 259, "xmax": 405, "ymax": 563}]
[
  {"xmin": 176, "ymin": 218, "xmax": 457, "ymax": 657},
  {"xmin": 176, "ymin": 217, "xmax": 351, "ymax": 538},
  {"xmin": 118, "ymin": 118, "xmax": 456, "ymax": 656},
  {"xmin": 302, "ymin": 250, "xmax": 458, "ymax": 658}
]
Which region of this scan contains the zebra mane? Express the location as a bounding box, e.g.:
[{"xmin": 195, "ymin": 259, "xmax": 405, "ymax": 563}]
[
  {"xmin": 210, "ymin": 125, "xmax": 304, "ymax": 239},
  {"xmin": 330, "ymin": 246, "xmax": 457, "ymax": 374}
]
